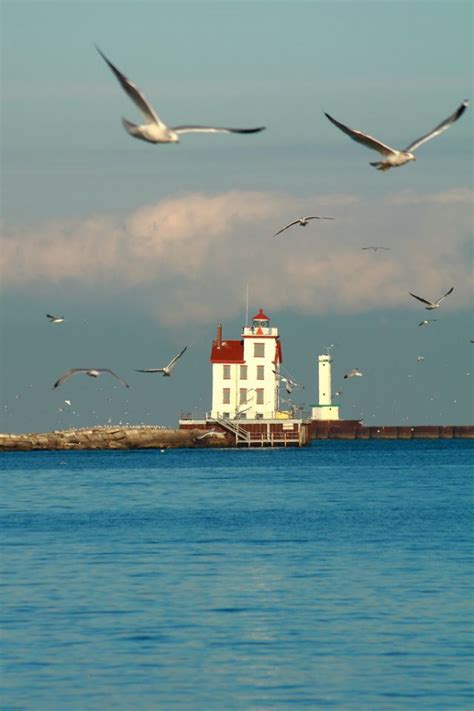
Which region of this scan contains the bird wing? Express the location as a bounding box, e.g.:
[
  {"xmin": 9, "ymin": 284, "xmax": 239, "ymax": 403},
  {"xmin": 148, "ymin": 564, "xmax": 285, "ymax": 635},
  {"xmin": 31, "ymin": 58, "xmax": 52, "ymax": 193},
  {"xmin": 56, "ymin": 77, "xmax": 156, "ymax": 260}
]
[
  {"xmin": 99, "ymin": 369, "xmax": 130, "ymax": 388},
  {"xmin": 166, "ymin": 346, "xmax": 188, "ymax": 370},
  {"xmin": 172, "ymin": 125, "xmax": 265, "ymax": 135},
  {"xmin": 404, "ymin": 100, "xmax": 469, "ymax": 152},
  {"xmin": 134, "ymin": 368, "xmax": 165, "ymax": 373},
  {"xmin": 46, "ymin": 314, "xmax": 57, "ymax": 320},
  {"xmin": 274, "ymin": 221, "xmax": 299, "ymax": 237},
  {"xmin": 324, "ymin": 112, "xmax": 398, "ymax": 156},
  {"xmin": 409, "ymin": 292, "xmax": 433, "ymax": 306},
  {"xmin": 436, "ymin": 286, "xmax": 454, "ymax": 304},
  {"xmin": 53, "ymin": 368, "xmax": 86, "ymax": 389},
  {"xmin": 305, "ymin": 216, "xmax": 335, "ymax": 221},
  {"xmin": 96, "ymin": 45, "xmax": 164, "ymax": 126}
]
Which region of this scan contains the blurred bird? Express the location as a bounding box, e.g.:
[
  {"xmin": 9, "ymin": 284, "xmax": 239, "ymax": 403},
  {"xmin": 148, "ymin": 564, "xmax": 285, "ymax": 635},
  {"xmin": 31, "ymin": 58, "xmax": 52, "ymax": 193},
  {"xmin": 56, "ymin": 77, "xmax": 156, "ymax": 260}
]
[
  {"xmin": 344, "ymin": 369, "xmax": 363, "ymax": 379},
  {"xmin": 274, "ymin": 216, "xmax": 334, "ymax": 237},
  {"xmin": 361, "ymin": 246, "xmax": 390, "ymax": 251},
  {"xmin": 96, "ymin": 46, "xmax": 265, "ymax": 144},
  {"xmin": 419, "ymin": 319, "xmax": 438, "ymax": 327},
  {"xmin": 47, "ymin": 314, "xmax": 64, "ymax": 324},
  {"xmin": 53, "ymin": 368, "xmax": 130, "ymax": 389},
  {"xmin": 324, "ymin": 100, "xmax": 468, "ymax": 170},
  {"xmin": 135, "ymin": 346, "xmax": 187, "ymax": 376},
  {"xmin": 409, "ymin": 287, "xmax": 454, "ymax": 310}
]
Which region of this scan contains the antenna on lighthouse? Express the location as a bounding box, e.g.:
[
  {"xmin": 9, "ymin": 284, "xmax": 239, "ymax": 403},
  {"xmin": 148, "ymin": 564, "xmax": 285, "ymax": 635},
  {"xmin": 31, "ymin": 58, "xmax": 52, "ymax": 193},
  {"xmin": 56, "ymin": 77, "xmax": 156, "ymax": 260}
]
[{"xmin": 245, "ymin": 284, "xmax": 249, "ymax": 326}]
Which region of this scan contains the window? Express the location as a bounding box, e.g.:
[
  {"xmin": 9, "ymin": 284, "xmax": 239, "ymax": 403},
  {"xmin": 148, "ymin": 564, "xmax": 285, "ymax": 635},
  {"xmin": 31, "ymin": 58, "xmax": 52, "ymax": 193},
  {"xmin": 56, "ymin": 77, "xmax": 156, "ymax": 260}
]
[
  {"xmin": 239, "ymin": 388, "xmax": 247, "ymax": 405},
  {"xmin": 222, "ymin": 388, "xmax": 230, "ymax": 404},
  {"xmin": 256, "ymin": 388, "xmax": 264, "ymax": 405},
  {"xmin": 255, "ymin": 413, "xmax": 263, "ymax": 420},
  {"xmin": 257, "ymin": 365, "xmax": 264, "ymax": 380},
  {"xmin": 240, "ymin": 365, "xmax": 248, "ymax": 380},
  {"xmin": 254, "ymin": 343, "xmax": 265, "ymax": 357},
  {"xmin": 223, "ymin": 364, "xmax": 231, "ymax": 380}
]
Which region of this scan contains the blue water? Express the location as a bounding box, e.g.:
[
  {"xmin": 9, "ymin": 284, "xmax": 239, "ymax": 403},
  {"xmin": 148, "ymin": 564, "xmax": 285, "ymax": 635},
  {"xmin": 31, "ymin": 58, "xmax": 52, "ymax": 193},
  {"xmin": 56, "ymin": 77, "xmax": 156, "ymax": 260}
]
[{"xmin": 1, "ymin": 440, "xmax": 472, "ymax": 710}]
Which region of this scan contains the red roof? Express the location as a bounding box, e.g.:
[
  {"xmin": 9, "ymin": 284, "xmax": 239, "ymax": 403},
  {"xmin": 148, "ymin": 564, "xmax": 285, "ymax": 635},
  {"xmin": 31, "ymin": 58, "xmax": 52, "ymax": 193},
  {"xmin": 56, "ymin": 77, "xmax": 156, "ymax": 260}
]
[
  {"xmin": 252, "ymin": 308, "xmax": 270, "ymax": 321},
  {"xmin": 210, "ymin": 339, "xmax": 245, "ymax": 363}
]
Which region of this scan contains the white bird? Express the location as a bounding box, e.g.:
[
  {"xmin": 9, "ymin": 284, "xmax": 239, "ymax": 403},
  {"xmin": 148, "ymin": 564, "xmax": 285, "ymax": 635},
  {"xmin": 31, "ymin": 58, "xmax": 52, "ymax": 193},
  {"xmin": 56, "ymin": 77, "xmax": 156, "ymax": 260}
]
[
  {"xmin": 417, "ymin": 356, "xmax": 425, "ymax": 362},
  {"xmin": 272, "ymin": 370, "xmax": 303, "ymax": 394},
  {"xmin": 96, "ymin": 47, "xmax": 265, "ymax": 144},
  {"xmin": 409, "ymin": 287, "xmax": 454, "ymax": 310},
  {"xmin": 325, "ymin": 100, "xmax": 468, "ymax": 170},
  {"xmin": 53, "ymin": 368, "xmax": 130, "ymax": 389},
  {"xmin": 344, "ymin": 369, "xmax": 363, "ymax": 379},
  {"xmin": 135, "ymin": 346, "xmax": 187, "ymax": 376},
  {"xmin": 419, "ymin": 319, "xmax": 438, "ymax": 327},
  {"xmin": 361, "ymin": 246, "xmax": 390, "ymax": 251},
  {"xmin": 274, "ymin": 216, "xmax": 334, "ymax": 237},
  {"xmin": 47, "ymin": 314, "xmax": 64, "ymax": 323}
]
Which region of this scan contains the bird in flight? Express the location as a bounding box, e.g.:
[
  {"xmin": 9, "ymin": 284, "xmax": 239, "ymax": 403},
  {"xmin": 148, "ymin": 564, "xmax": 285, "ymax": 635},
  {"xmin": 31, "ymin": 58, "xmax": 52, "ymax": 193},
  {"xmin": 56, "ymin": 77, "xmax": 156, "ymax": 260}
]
[
  {"xmin": 409, "ymin": 287, "xmax": 454, "ymax": 310},
  {"xmin": 324, "ymin": 100, "xmax": 468, "ymax": 170},
  {"xmin": 53, "ymin": 368, "xmax": 130, "ymax": 389},
  {"xmin": 47, "ymin": 314, "xmax": 65, "ymax": 324},
  {"xmin": 344, "ymin": 369, "xmax": 363, "ymax": 379},
  {"xmin": 96, "ymin": 46, "xmax": 265, "ymax": 144},
  {"xmin": 135, "ymin": 346, "xmax": 188, "ymax": 376},
  {"xmin": 418, "ymin": 319, "xmax": 438, "ymax": 327},
  {"xmin": 274, "ymin": 216, "xmax": 334, "ymax": 237},
  {"xmin": 272, "ymin": 370, "xmax": 303, "ymax": 394},
  {"xmin": 361, "ymin": 246, "xmax": 390, "ymax": 252}
]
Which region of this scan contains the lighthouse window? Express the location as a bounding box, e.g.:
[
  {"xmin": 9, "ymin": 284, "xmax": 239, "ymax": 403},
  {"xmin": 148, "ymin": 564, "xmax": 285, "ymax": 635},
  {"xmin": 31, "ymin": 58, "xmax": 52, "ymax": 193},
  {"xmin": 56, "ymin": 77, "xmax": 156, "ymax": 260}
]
[
  {"xmin": 222, "ymin": 388, "xmax": 230, "ymax": 404},
  {"xmin": 240, "ymin": 365, "xmax": 247, "ymax": 380},
  {"xmin": 256, "ymin": 388, "xmax": 264, "ymax": 404},
  {"xmin": 257, "ymin": 365, "xmax": 264, "ymax": 380},
  {"xmin": 254, "ymin": 343, "xmax": 265, "ymax": 357},
  {"xmin": 239, "ymin": 388, "xmax": 247, "ymax": 405},
  {"xmin": 223, "ymin": 364, "xmax": 231, "ymax": 379}
]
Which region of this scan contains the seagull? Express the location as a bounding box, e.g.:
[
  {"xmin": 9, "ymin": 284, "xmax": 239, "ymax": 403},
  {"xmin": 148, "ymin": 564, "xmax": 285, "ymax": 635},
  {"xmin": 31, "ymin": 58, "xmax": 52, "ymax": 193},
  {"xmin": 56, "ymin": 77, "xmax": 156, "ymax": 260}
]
[
  {"xmin": 361, "ymin": 246, "xmax": 390, "ymax": 251},
  {"xmin": 53, "ymin": 368, "xmax": 130, "ymax": 389},
  {"xmin": 272, "ymin": 370, "xmax": 303, "ymax": 394},
  {"xmin": 135, "ymin": 346, "xmax": 187, "ymax": 376},
  {"xmin": 324, "ymin": 100, "xmax": 469, "ymax": 170},
  {"xmin": 409, "ymin": 287, "xmax": 454, "ymax": 310},
  {"xmin": 274, "ymin": 216, "xmax": 334, "ymax": 237},
  {"xmin": 417, "ymin": 356, "xmax": 425, "ymax": 362},
  {"xmin": 419, "ymin": 319, "xmax": 438, "ymax": 327},
  {"xmin": 344, "ymin": 369, "xmax": 363, "ymax": 379},
  {"xmin": 47, "ymin": 314, "xmax": 64, "ymax": 323},
  {"xmin": 96, "ymin": 46, "xmax": 265, "ymax": 144}
]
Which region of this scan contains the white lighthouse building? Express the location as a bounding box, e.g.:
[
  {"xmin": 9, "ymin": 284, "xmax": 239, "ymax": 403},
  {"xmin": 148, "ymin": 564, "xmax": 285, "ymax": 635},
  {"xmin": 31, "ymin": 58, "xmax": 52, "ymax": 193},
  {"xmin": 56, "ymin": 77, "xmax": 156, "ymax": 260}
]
[
  {"xmin": 311, "ymin": 354, "xmax": 340, "ymax": 420},
  {"xmin": 210, "ymin": 308, "xmax": 282, "ymax": 420}
]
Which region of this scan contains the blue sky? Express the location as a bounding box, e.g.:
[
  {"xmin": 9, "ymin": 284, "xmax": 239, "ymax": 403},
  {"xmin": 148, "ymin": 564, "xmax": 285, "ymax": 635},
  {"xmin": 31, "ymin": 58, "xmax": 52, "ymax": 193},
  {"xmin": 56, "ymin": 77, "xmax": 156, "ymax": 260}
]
[{"xmin": 1, "ymin": 0, "xmax": 473, "ymax": 432}]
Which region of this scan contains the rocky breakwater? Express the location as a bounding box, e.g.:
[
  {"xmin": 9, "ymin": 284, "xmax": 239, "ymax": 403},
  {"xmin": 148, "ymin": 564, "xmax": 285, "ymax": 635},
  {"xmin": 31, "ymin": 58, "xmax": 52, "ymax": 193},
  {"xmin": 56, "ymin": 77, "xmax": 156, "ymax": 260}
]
[{"xmin": 0, "ymin": 426, "xmax": 229, "ymax": 451}]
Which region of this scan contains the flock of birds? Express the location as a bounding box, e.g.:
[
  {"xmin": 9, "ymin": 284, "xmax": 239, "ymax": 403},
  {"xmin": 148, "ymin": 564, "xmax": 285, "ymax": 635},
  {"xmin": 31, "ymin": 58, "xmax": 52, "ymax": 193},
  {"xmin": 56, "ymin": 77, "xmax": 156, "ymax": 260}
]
[{"xmin": 46, "ymin": 46, "xmax": 469, "ymax": 415}]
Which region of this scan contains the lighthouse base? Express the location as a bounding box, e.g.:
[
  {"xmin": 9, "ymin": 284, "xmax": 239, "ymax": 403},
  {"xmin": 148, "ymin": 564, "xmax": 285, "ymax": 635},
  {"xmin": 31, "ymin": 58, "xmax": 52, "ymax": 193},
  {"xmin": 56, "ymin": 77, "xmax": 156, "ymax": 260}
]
[{"xmin": 311, "ymin": 404, "xmax": 340, "ymax": 420}]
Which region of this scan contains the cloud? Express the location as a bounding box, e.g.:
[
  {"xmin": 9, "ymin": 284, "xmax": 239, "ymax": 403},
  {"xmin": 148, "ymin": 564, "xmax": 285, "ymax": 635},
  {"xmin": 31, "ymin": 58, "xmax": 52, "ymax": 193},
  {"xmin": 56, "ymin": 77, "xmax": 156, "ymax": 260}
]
[{"xmin": 1, "ymin": 188, "xmax": 472, "ymax": 324}]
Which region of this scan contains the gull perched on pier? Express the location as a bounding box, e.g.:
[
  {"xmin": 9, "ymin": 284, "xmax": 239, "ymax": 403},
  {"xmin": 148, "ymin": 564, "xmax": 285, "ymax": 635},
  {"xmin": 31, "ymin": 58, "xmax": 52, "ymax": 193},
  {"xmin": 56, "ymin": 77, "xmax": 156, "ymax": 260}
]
[
  {"xmin": 409, "ymin": 287, "xmax": 454, "ymax": 310},
  {"xmin": 274, "ymin": 216, "xmax": 334, "ymax": 237},
  {"xmin": 47, "ymin": 314, "xmax": 64, "ymax": 324},
  {"xmin": 324, "ymin": 100, "xmax": 468, "ymax": 170},
  {"xmin": 344, "ymin": 369, "xmax": 363, "ymax": 379},
  {"xmin": 53, "ymin": 368, "xmax": 130, "ymax": 389},
  {"xmin": 135, "ymin": 346, "xmax": 187, "ymax": 376},
  {"xmin": 96, "ymin": 46, "xmax": 265, "ymax": 144}
]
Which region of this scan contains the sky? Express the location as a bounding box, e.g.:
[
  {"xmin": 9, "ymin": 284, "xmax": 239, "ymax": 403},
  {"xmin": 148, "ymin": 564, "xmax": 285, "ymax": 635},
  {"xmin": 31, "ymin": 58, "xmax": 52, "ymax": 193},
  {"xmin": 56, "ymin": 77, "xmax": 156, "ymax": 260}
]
[{"xmin": 1, "ymin": 0, "xmax": 473, "ymax": 433}]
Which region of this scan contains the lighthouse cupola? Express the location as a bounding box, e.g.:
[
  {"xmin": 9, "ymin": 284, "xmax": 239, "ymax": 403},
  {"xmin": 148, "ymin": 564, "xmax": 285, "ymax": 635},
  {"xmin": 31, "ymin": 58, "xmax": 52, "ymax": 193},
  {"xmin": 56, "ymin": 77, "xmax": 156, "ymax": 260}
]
[{"xmin": 251, "ymin": 308, "xmax": 270, "ymax": 334}]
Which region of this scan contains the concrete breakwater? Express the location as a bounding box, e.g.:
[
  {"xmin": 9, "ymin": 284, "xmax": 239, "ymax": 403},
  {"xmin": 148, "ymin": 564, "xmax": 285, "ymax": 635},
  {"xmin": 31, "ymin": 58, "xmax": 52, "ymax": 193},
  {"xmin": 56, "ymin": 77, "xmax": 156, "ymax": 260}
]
[{"xmin": 0, "ymin": 426, "xmax": 229, "ymax": 452}]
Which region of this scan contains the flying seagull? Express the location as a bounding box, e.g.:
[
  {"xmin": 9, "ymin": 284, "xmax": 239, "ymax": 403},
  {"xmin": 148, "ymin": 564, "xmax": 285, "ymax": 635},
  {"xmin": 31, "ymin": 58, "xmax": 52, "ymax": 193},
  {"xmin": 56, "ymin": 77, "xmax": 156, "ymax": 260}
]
[
  {"xmin": 135, "ymin": 346, "xmax": 187, "ymax": 376},
  {"xmin": 361, "ymin": 246, "xmax": 391, "ymax": 251},
  {"xmin": 96, "ymin": 46, "xmax": 265, "ymax": 144},
  {"xmin": 409, "ymin": 287, "xmax": 454, "ymax": 310},
  {"xmin": 418, "ymin": 319, "xmax": 438, "ymax": 327},
  {"xmin": 272, "ymin": 370, "xmax": 303, "ymax": 394},
  {"xmin": 274, "ymin": 216, "xmax": 334, "ymax": 237},
  {"xmin": 344, "ymin": 369, "xmax": 363, "ymax": 379},
  {"xmin": 53, "ymin": 368, "xmax": 130, "ymax": 389},
  {"xmin": 324, "ymin": 100, "xmax": 468, "ymax": 170},
  {"xmin": 47, "ymin": 314, "xmax": 64, "ymax": 323}
]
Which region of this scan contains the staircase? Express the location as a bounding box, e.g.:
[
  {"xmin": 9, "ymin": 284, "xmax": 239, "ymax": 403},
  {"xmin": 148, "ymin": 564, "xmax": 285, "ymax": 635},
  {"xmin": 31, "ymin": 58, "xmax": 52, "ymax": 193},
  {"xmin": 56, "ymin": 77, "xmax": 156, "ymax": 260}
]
[{"xmin": 210, "ymin": 417, "xmax": 251, "ymax": 446}]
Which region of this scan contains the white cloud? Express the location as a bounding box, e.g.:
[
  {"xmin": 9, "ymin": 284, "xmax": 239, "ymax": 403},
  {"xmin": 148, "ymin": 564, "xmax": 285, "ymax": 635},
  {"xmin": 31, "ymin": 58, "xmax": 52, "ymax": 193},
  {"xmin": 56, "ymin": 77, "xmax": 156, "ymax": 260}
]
[{"xmin": 1, "ymin": 189, "xmax": 472, "ymax": 324}]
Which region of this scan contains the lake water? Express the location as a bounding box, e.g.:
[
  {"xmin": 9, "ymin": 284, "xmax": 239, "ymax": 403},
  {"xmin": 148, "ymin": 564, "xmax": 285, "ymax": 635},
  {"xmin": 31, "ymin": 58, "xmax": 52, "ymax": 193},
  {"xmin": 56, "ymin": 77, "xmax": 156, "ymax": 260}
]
[{"xmin": 1, "ymin": 440, "xmax": 472, "ymax": 710}]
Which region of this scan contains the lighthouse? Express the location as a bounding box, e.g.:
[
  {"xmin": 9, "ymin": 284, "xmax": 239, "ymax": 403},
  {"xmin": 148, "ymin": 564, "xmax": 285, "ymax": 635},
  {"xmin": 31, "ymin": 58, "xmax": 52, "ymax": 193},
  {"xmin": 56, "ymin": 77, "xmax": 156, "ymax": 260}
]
[
  {"xmin": 210, "ymin": 308, "xmax": 282, "ymax": 419},
  {"xmin": 311, "ymin": 354, "xmax": 340, "ymax": 420}
]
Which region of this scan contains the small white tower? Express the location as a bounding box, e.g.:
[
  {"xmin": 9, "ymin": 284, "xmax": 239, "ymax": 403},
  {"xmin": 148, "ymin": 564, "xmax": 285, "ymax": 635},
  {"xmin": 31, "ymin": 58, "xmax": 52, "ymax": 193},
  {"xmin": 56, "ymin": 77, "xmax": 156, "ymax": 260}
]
[{"xmin": 311, "ymin": 354, "xmax": 340, "ymax": 420}]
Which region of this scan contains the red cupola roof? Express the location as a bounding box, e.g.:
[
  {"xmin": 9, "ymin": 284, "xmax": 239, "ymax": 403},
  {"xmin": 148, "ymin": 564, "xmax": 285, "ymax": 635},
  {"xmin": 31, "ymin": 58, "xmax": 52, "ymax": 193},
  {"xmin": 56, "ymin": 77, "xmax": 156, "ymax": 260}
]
[{"xmin": 252, "ymin": 308, "xmax": 270, "ymax": 321}]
